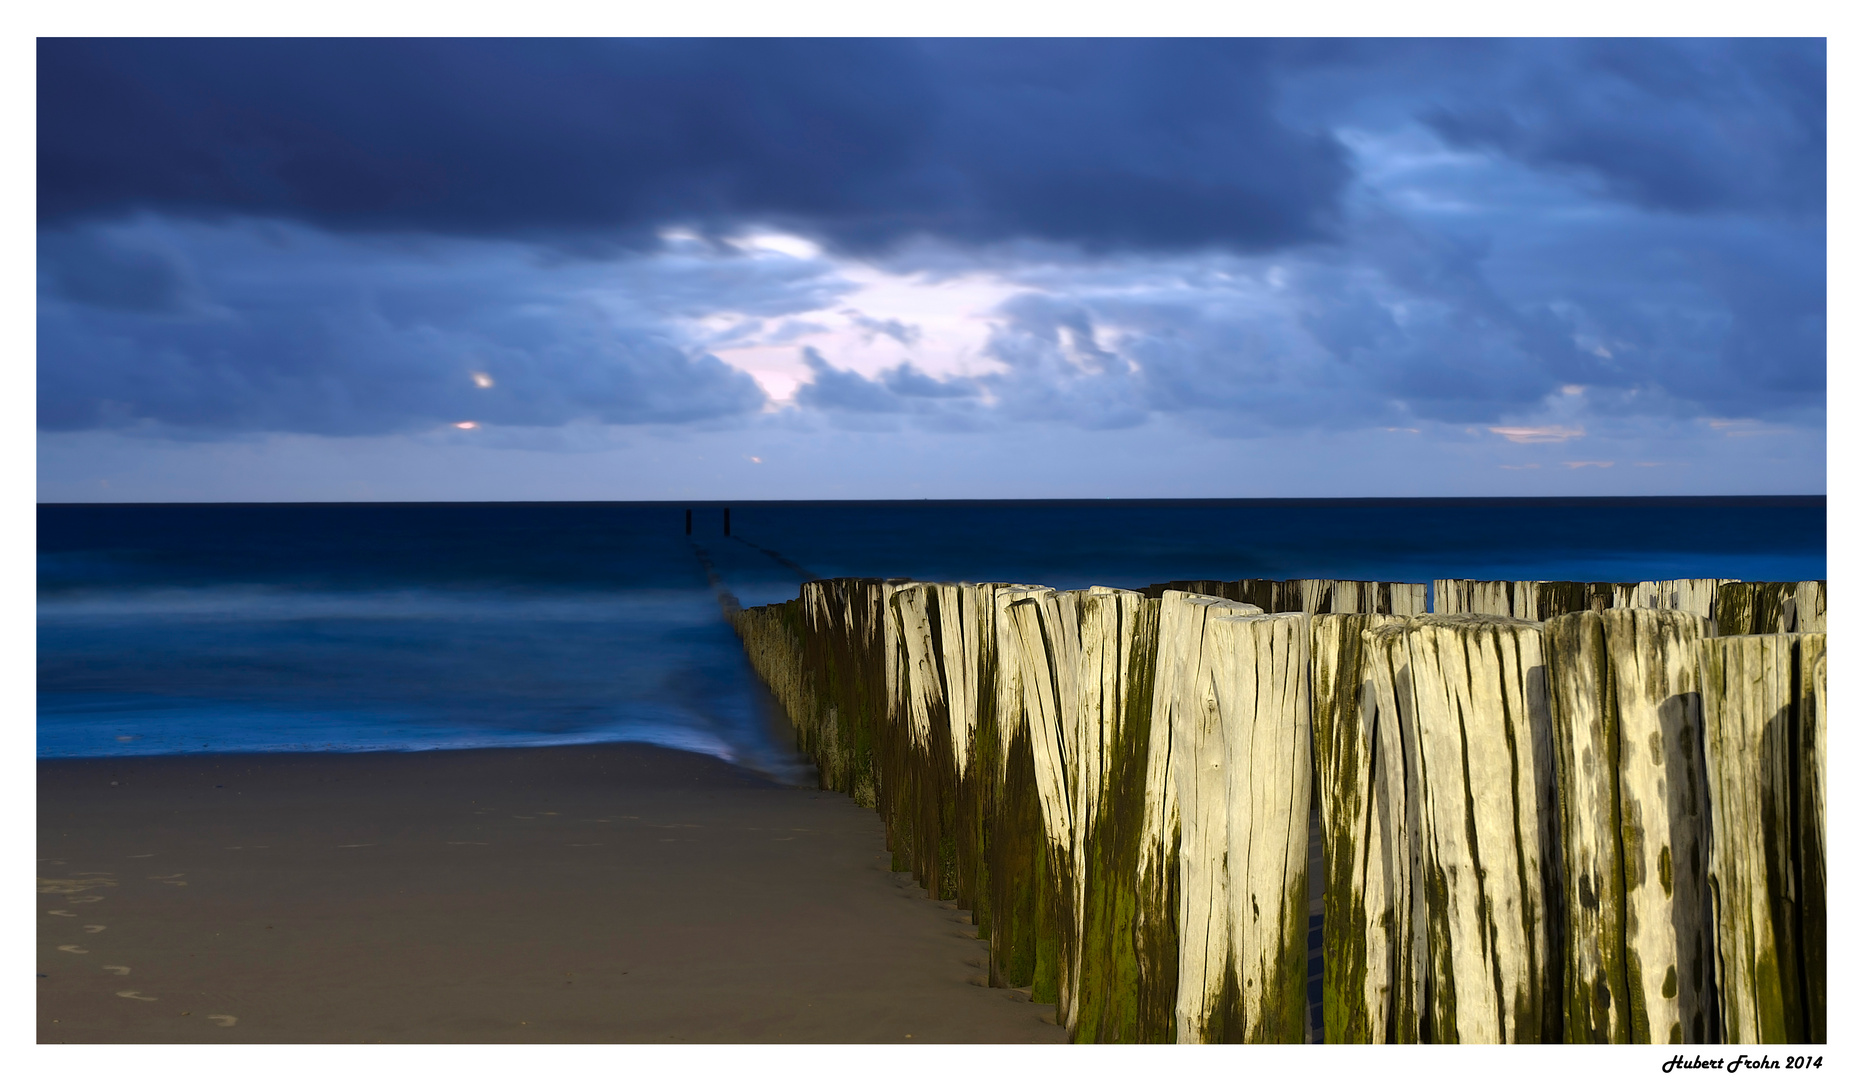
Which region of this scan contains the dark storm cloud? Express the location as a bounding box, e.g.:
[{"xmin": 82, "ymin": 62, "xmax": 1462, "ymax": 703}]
[
  {"xmin": 1422, "ymin": 39, "xmax": 1824, "ymax": 218},
  {"xmin": 790, "ymin": 351, "xmax": 985, "ymax": 430},
  {"xmin": 37, "ymin": 220, "xmax": 773, "ymax": 436},
  {"xmin": 36, "ymin": 38, "xmax": 1825, "ymax": 448},
  {"xmin": 1272, "ymin": 38, "xmax": 1824, "ymax": 219},
  {"xmin": 39, "ymin": 38, "xmax": 1347, "ymax": 254}
]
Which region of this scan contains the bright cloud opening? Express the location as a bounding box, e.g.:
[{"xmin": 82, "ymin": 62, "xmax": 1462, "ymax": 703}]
[{"xmin": 1490, "ymin": 425, "xmax": 1585, "ymax": 444}]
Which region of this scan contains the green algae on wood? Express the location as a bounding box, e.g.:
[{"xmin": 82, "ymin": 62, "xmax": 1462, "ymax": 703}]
[
  {"xmin": 1699, "ymin": 633, "xmax": 1805, "ymax": 1044},
  {"xmin": 1069, "ymin": 590, "xmax": 1164, "ymax": 1041},
  {"xmin": 1397, "ymin": 614, "xmax": 1564, "ymax": 1043},
  {"xmin": 1544, "ymin": 609, "xmax": 1717, "ymax": 1043},
  {"xmin": 1606, "ymin": 609, "xmax": 1716, "ymax": 1045},
  {"xmin": 1796, "ymin": 633, "xmax": 1825, "ymax": 1043},
  {"xmin": 1543, "ymin": 611, "xmax": 1632, "ymax": 1043},
  {"xmin": 1311, "ymin": 612, "xmax": 1408, "ymax": 1042},
  {"xmin": 1172, "ymin": 608, "xmax": 1312, "ymax": 1043},
  {"xmin": 1364, "ymin": 621, "xmax": 1426, "ymax": 1042}
]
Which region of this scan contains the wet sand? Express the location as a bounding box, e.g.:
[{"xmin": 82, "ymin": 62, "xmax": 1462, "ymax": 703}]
[{"xmin": 37, "ymin": 744, "xmax": 1066, "ymax": 1044}]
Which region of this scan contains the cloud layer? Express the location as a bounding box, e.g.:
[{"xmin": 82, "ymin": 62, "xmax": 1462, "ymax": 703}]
[{"xmin": 36, "ymin": 38, "xmax": 1825, "ymax": 495}]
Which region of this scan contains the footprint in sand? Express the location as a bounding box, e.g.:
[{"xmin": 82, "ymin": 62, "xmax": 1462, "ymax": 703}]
[
  {"xmin": 116, "ymin": 990, "xmax": 157, "ymax": 1002},
  {"xmin": 207, "ymin": 1015, "xmax": 237, "ymax": 1027},
  {"xmin": 104, "ymin": 966, "xmax": 130, "ymax": 975},
  {"xmin": 57, "ymin": 945, "xmax": 89, "ymax": 954},
  {"xmin": 83, "ymin": 925, "xmax": 106, "ymax": 934}
]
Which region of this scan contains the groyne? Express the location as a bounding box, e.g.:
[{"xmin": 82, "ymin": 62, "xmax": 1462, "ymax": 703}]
[{"xmin": 731, "ymin": 576, "xmax": 1825, "ymax": 1044}]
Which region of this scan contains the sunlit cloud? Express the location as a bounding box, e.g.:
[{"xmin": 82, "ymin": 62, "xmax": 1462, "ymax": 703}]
[
  {"xmin": 1562, "ymin": 460, "xmax": 1613, "ymax": 469},
  {"xmin": 454, "ymin": 421, "xmax": 478, "ymax": 430},
  {"xmin": 1490, "ymin": 425, "xmax": 1585, "ymax": 444},
  {"xmin": 471, "ymin": 372, "xmax": 494, "ymax": 388}
]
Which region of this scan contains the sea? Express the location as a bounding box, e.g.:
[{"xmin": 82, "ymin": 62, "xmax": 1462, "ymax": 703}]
[{"xmin": 38, "ymin": 498, "xmax": 1826, "ymax": 779}]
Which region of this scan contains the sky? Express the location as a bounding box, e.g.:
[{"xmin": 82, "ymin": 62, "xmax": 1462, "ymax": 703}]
[{"xmin": 35, "ymin": 36, "xmax": 1827, "ymax": 501}]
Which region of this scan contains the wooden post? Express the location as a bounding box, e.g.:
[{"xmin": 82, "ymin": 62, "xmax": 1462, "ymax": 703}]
[
  {"xmin": 1634, "ymin": 580, "xmax": 1732, "ymax": 620},
  {"xmin": 1542, "ymin": 611, "xmax": 1629, "ymax": 1042},
  {"xmin": 1599, "ymin": 606, "xmax": 1714, "ymax": 1043},
  {"xmin": 1699, "ymin": 633, "xmax": 1805, "ymax": 1043},
  {"xmin": 1140, "ymin": 592, "xmax": 1261, "ymax": 1042},
  {"xmin": 1792, "ymin": 582, "xmax": 1825, "ymax": 633},
  {"xmin": 988, "ymin": 586, "xmax": 1064, "ymax": 1003},
  {"xmin": 1712, "ymin": 582, "xmax": 1796, "ymax": 636},
  {"xmin": 1173, "ymin": 608, "xmax": 1311, "ymax": 1043},
  {"xmin": 1431, "ymin": 579, "xmax": 1533, "ymax": 618},
  {"xmin": 1364, "ymin": 620, "xmax": 1425, "ymax": 1042},
  {"xmin": 1796, "ymin": 633, "xmax": 1826, "ymax": 1043},
  {"xmin": 1398, "ymin": 614, "xmax": 1563, "ymax": 1042},
  {"xmin": 1544, "ymin": 609, "xmax": 1717, "ymax": 1043},
  {"xmin": 1068, "ymin": 587, "xmax": 1163, "ymax": 1041},
  {"xmin": 1311, "ymin": 612, "xmax": 1407, "ymax": 1041}
]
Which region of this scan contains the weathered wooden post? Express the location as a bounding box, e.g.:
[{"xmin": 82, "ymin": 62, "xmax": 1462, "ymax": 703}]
[
  {"xmin": 1713, "ymin": 582, "xmax": 1796, "ymax": 636},
  {"xmin": 1067, "ymin": 587, "xmax": 1162, "ymax": 1041},
  {"xmin": 1395, "ymin": 614, "xmax": 1564, "ymax": 1043},
  {"xmin": 1792, "ymin": 582, "xmax": 1825, "ymax": 633},
  {"xmin": 1130, "ymin": 591, "xmax": 1262, "ymax": 1041},
  {"xmin": 1173, "ymin": 608, "xmax": 1311, "ymax": 1043},
  {"xmin": 1543, "ymin": 609, "xmax": 1716, "ymax": 1043},
  {"xmin": 987, "ymin": 585, "xmax": 1063, "ymax": 1002},
  {"xmin": 1796, "ymin": 632, "xmax": 1826, "ymax": 1043},
  {"xmin": 1139, "ymin": 592, "xmax": 1262, "ymax": 1041},
  {"xmin": 1699, "ymin": 633, "xmax": 1805, "ymax": 1043},
  {"xmin": 1604, "ymin": 606, "xmax": 1713, "ymax": 1044},
  {"xmin": 1636, "ymin": 579, "xmax": 1733, "ymax": 619},
  {"xmin": 1311, "ymin": 612, "xmax": 1407, "ymax": 1041}
]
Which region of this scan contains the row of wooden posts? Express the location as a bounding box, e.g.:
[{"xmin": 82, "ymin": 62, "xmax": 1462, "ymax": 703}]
[{"xmin": 730, "ymin": 576, "xmax": 1826, "ymax": 1043}]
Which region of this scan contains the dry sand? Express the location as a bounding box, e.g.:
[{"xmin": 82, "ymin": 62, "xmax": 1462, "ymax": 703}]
[{"xmin": 37, "ymin": 744, "xmax": 1067, "ymax": 1044}]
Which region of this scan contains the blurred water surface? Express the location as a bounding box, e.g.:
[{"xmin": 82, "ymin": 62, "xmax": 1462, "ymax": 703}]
[{"xmin": 39, "ymin": 498, "xmax": 1824, "ymax": 772}]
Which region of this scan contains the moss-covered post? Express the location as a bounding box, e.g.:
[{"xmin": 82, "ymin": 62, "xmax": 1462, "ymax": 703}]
[
  {"xmin": 1712, "ymin": 582, "xmax": 1796, "ymax": 636},
  {"xmin": 1068, "ymin": 588, "xmax": 1160, "ymax": 1042},
  {"xmin": 1146, "ymin": 591, "xmax": 1261, "ymax": 1041},
  {"xmin": 1796, "ymin": 633, "xmax": 1826, "ymax": 1043},
  {"xmin": 1311, "ymin": 612, "xmax": 1406, "ymax": 1041},
  {"xmin": 988, "ymin": 585, "xmax": 1063, "ymax": 1003},
  {"xmin": 1004, "ymin": 591, "xmax": 1080, "ymax": 1024},
  {"xmin": 1401, "ymin": 614, "xmax": 1563, "ymax": 1043},
  {"xmin": 1364, "ymin": 621, "xmax": 1425, "ymax": 1042},
  {"xmin": 1542, "ymin": 611, "xmax": 1631, "ymax": 1043},
  {"xmin": 1700, "ymin": 634, "xmax": 1806, "ymax": 1043},
  {"xmin": 1544, "ymin": 609, "xmax": 1717, "ymax": 1043},
  {"xmin": 1609, "ymin": 609, "xmax": 1717, "ymax": 1044},
  {"xmin": 1173, "ymin": 607, "xmax": 1311, "ymax": 1043}
]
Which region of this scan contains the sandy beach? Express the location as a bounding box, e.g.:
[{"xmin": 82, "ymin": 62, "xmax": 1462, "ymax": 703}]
[{"xmin": 37, "ymin": 743, "xmax": 1066, "ymax": 1043}]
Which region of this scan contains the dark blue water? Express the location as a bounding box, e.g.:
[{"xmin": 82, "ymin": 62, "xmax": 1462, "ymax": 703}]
[{"xmin": 38, "ymin": 498, "xmax": 1824, "ymax": 770}]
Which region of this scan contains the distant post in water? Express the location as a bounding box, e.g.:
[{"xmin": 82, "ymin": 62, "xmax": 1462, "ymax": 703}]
[
  {"xmin": 685, "ymin": 509, "xmax": 692, "ymax": 536},
  {"xmin": 724, "ymin": 508, "xmax": 732, "ymax": 536}
]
